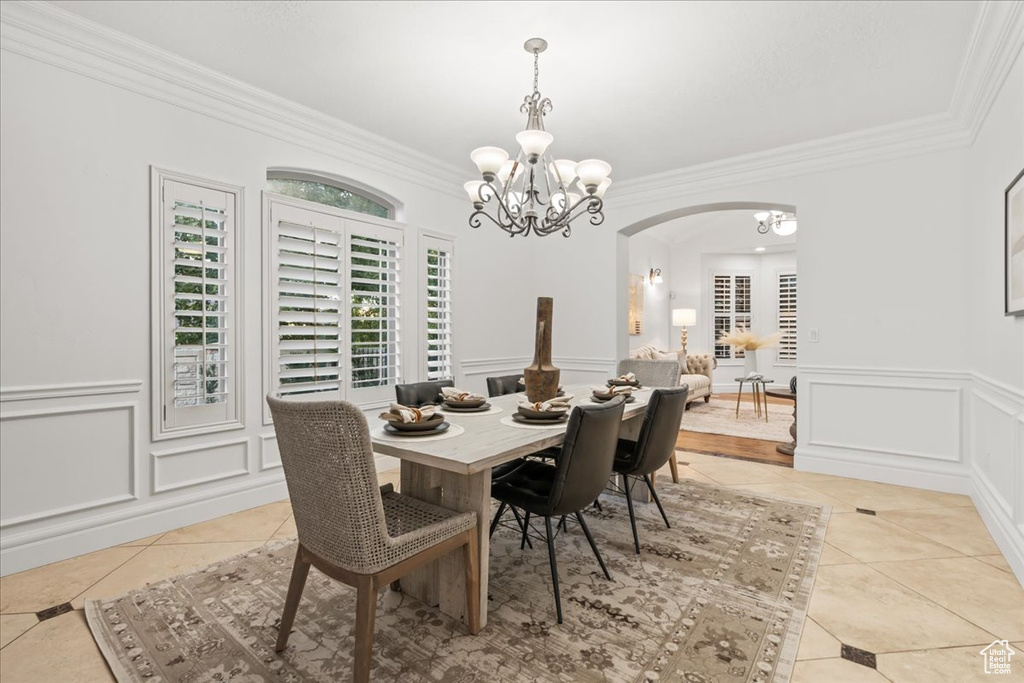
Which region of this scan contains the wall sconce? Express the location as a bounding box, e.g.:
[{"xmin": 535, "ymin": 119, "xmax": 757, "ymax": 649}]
[{"xmin": 648, "ymin": 268, "xmax": 663, "ymax": 285}]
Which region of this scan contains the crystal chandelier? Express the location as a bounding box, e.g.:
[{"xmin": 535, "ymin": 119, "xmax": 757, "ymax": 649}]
[
  {"xmin": 464, "ymin": 38, "xmax": 611, "ymax": 238},
  {"xmin": 754, "ymin": 211, "xmax": 798, "ymax": 236}
]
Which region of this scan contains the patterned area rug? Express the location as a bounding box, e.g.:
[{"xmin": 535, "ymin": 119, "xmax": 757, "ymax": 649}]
[
  {"xmin": 684, "ymin": 399, "xmax": 793, "ymax": 442},
  {"xmin": 86, "ymin": 479, "xmax": 827, "ymax": 682}
]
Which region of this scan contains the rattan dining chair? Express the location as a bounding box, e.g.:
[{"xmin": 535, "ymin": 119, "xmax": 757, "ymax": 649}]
[{"xmin": 267, "ymin": 396, "xmax": 480, "ymax": 683}]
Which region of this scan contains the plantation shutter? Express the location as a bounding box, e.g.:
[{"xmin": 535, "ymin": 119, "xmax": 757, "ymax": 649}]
[
  {"xmin": 158, "ymin": 176, "xmax": 241, "ymax": 436},
  {"xmin": 272, "ymin": 203, "xmax": 346, "ymax": 398},
  {"xmin": 712, "ymin": 273, "xmax": 752, "ymax": 361},
  {"xmin": 348, "ymin": 222, "xmax": 402, "ymax": 393},
  {"xmin": 423, "ymin": 236, "xmax": 454, "ymax": 381},
  {"xmin": 778, "ymin": 272, "xmax": 797, "ymax": 363}
]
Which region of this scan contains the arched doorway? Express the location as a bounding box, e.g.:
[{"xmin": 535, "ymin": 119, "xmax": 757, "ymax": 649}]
[{"xmin": 615, "ymin": 200, "xmax": 798, "ymax": 365}]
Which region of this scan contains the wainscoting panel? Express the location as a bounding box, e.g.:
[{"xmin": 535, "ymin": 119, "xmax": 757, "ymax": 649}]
[
  {"xmin": 0, "ymin": 402, "xmax": 137, "ymax": 528},
  {"xmin": 806, "ymin": 380, "xmax": 962, "ymax": 462},
  {"xmin": 151, "ymin": 438, "xmax": 249, "ymax": 494},
  {"xmin": 259, "ymin": 433, "xmax": 281, "ymax": 471}
]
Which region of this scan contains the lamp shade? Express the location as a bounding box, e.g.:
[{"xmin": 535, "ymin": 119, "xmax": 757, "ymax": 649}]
[
  {"xmin": 672, "ymin": 308, "xmax": 697, "ymax": 326},
  {"xmin": 516, "ymin": 130, "xmax": 554, "ymax": 158},
  {"xmin": 470, "ymin": 146, "xmax": 509, "ymax": 175},
  {"xmin": 593, "ymin": 178, "xmax": 612, "ymax": 198},
  {"xmin": 774, "ymin": 218, "xmax": 798, "ymax": 236},
  {"xmin": 548, "ymin": 159, "xmax": 577, "ymax": 186},
  {"xmin": 463, "ymin": 180, "xmax": 493, "ymax": 204},
  {"xmin": 497, "ymin": 159, "xmax": 523, "ymax": 186},
  {"xmin": 575, "ymin": 159, "xmax": 611, "ymax": 188}
]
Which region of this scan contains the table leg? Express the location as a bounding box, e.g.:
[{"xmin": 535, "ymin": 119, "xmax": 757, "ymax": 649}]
[
  {"xmin": 776, "ymin": 398, "xmax": 797, "ymax": 455},
  {"xmin": 763, "ymin": 384, "xmax": 769, "ymax": 423},
  {"xmin": 399, "ymin": 462, "xmax": 491, "ymax": 629},
  {"xmin": 735, "ymin": 380, "xmax": 744, "ymax": 418}
]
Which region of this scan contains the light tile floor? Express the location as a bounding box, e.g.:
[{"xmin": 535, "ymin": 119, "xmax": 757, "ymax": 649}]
[{"xmin": 1, "ymin": 460, "xmax": 1021, "ymax": 683}]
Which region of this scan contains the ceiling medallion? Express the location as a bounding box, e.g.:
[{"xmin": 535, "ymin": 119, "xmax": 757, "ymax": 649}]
[
  {"xmin": 464, "ymin": 38, "xmax": 611, "ymax": 238},
  {"xmin": 754, "ymin": 211, "xmax": 798, "ymax": 236}
]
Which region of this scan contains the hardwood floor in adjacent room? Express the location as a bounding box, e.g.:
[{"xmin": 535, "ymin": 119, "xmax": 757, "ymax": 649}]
[{"xmin": 678, "ymin": 392, "xmax": 795, "ymax": 467}]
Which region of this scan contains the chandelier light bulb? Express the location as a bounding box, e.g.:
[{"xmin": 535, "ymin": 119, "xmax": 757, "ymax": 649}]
[
  {"xmin": 516, "ymin": 130, "xmax": 554, "ymax": 161},
  {"xmin": 552, "ymin": 191, "xmax": 582, "ymax": 212},
  {"xmin": 470, "ymin": 146, "xmax": 509, "ymax": 179},
  {"xmin": 575, "ymin": 159, "xmax": 612, "ymax": 190}
]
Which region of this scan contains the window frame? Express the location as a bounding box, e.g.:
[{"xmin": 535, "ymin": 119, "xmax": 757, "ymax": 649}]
[
  {"xmin": 709, "ymin": 269, "xmax": 755, "ymax": 364},
  {"xmin": 151, "ymin": 167, "xmax": 245, "ymax": 441},
  {"xmin": 420, "ymin": 232, "xmax": 456, "ymax": 382},
  {"xmin": 262, "ymin": 192, "xmax": 408, "ymax": 424},
  {"xmin": 776, "ymin": 269, "xmax": 798, "ymax": 366},
  {"xmin": 266, "ymin": 168, "xmax": 400, "ymax": 220}
]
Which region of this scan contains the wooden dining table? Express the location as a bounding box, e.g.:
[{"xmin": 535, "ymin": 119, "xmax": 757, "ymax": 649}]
[{"xmin": 369, "ymin": 384, "xmax": 653, "ymax": 629}]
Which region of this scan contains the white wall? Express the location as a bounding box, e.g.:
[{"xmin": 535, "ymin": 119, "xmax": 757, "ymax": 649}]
[
  {"xmin": 0, "ymin": 16, "xmax": 536, "ymax": 573},
  {"xmin": 626, "ymin": 232, "xmax": 672, "ymax": 351},
  {"xmin": 962, "ymin": 49, "xmax": 1024, "ymax": 586}
]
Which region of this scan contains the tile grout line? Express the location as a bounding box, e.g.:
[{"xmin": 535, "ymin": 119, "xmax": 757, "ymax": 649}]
[
  {"xmin": 66, "ymin": 545, "xmax": 149, "ymax": 610},
  {"xmin": 856, "ymin": 561, "xmax": 1003, "ymax": 644}
]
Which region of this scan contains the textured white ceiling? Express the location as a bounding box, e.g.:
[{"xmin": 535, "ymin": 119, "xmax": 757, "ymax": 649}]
[{"xmin": 50, "ymin": 0, "xmax": 981, "ymax": 181}]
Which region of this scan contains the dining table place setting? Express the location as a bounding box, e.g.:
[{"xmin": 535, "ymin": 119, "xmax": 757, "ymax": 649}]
[
  {"xmin": 592, "ymin": 383, "xmax": 638, "ymax": 403},
  {"xmin": 438, "ymin": 387, "xmax": 502, "ymax": 415},
  {"xmin": 512, "ymin": 394, "xmax": 573, "ymax": 425},
  {"xmin": 373, "ymin": 402, "xmax": 465, "ymax": 441}
]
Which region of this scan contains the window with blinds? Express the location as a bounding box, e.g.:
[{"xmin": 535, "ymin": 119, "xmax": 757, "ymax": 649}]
[
  {"xmin": 265, "ymin": 198, "xmax": 403, "ymax": 416},
  {"xmin": 349, "ymin": 231, "xmax": 401, "ymax": 389},
  {"xmin": 276, "ymin": 219, "xmax": 344, "ymax": 397},
  {"xmin": 712, "ymin": 273, "xmax": 752, "ymax": 360},
  {"xmin": 423, "ymin": 236, "xmax": 454, "ymax": 381},
  {"xmin": 153, "ymin": 172, "xmax": 243, "ymax": 439},
  {"xmin": 777, "ymin": 272, "xmax": 797, "ymax": 363}
]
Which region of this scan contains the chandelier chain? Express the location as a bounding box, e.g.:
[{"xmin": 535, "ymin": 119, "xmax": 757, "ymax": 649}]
[{"xmin": 533, "ymin": 49, "xmax": 540, "ymax": 95}]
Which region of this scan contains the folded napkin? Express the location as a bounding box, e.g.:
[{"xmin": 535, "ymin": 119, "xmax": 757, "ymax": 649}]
[
  {"xmin": 617, "ymin": 372, "xmax": 637, "ymax": 382},
  {"xmin": 518, "ymin": 395, "xmax": 572, "ymax": 413},
  {"xmin": 593, "ymin": 385, "xmax": 633, "ymax": 397},
  {"xmin": 441, "ymin": 387, "xmax": 485, "ymax": 402},
  {"xmin": 379, "ymin": 403, "xmax": 438, "ymax": 424}
]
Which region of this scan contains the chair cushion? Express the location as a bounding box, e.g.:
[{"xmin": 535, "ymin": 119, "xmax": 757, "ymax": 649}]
[
  {"xmin": 492, "ymin": 458, "xmax": 527, "ymax": 482},
  {"xmin": 380, "ymin": 491, "xmax": 475, "ymax": 539},
  {"xmin": 490, "ymin": 460, "xmax": 558, "ymax": 514}
]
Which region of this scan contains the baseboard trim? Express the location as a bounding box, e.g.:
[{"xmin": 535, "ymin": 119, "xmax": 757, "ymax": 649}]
[
  {"xmin": 794, "ymin": 446, "xmax": 972, "ymax": 495},
  {"xmin": 0, "ymin": 475, "xmax": 287, "ymax": 576},
  {"xmin": 971, "ymin": 463, "xmax": 1024, "ymax": 586}
]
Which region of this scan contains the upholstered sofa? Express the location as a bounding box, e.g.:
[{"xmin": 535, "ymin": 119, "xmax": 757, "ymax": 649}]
[{"xmin": 619, "ymin": 344, "xmax": 717, "ymax": 406}]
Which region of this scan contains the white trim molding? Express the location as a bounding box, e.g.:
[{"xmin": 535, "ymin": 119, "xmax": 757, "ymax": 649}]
[
  {"xmin": 150, "ymin": 437, "xmax": 250, "ymax": 494},
  {"xmin": 0, "ymin": 1, "xmax": 465, "ymax": 201},
  {"xmin": 609, "ymin": 1, "xmax": 1022, "ymax": 207},
  {"xmin": 0, "ymin": 402, "xmax": 139, "ymax": 528},
  {"xmin": 0, "ymin": 380, "xmax": 143, "ymax": 402}
]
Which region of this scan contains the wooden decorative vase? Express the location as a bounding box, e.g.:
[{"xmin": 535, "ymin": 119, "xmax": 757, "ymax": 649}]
[{"xmin": 524, "ymin": 297, "xmax": 560, "ymax": 403}]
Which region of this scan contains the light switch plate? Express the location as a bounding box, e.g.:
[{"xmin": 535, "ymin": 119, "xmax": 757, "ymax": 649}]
[{"xmin": 809, "ymin": 328, "xmax": 820, "ymax": 342}]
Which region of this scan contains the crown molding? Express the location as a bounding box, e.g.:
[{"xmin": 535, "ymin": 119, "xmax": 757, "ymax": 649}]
[
  {"xmin": 949, "ymin": 0, "xmax": 1024, "ymax": 142},
  {"xmin": 608, "ymin": 113, "xmax": 969, "ymax": 207},
  {"xmin": 0, "ymin": 1, "xmax": 466, "ymax": 201},
  {"xmin": 610, "ymin": 0, "xmax": 1021, "ymax": 208}
]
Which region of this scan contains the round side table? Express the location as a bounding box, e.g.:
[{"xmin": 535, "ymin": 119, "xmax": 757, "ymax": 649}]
[
  {"xmin": 734, "ymin": 377, "xmax": 773, "ymax": 422},
  {"xmin": 764, "ymin": 388, "xmax": 796, "ymax": 455}
]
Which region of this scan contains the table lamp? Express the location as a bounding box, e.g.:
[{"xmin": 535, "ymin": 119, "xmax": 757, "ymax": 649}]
[{"xmin": 672, "ymin": 308, "xmax": 697, "ymax": 355}]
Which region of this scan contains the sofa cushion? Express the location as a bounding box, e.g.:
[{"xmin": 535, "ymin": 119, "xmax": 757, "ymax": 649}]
[
  {"xmin": 679, "ymin": 374, "xmax": 711, "ymax": 393},
  {"xmin": 628, "ymin": 344, "xmax": 659, "ymax": 360}
]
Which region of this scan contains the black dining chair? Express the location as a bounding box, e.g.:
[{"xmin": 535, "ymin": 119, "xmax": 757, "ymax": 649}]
[
  {"xmin": 394, "ymin": 380, "xmax": 455, "ymax": 408},
  {"xmin": 485, "ymin": 374, "xmax": 524, "ymax": 398},
  {"xmin": 612, "ymin": 386, "xmax": 689, "ymax": 554},
  {"xmin": 489, "ymin": 396, "xmax": 626, "ymax": 623}
]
